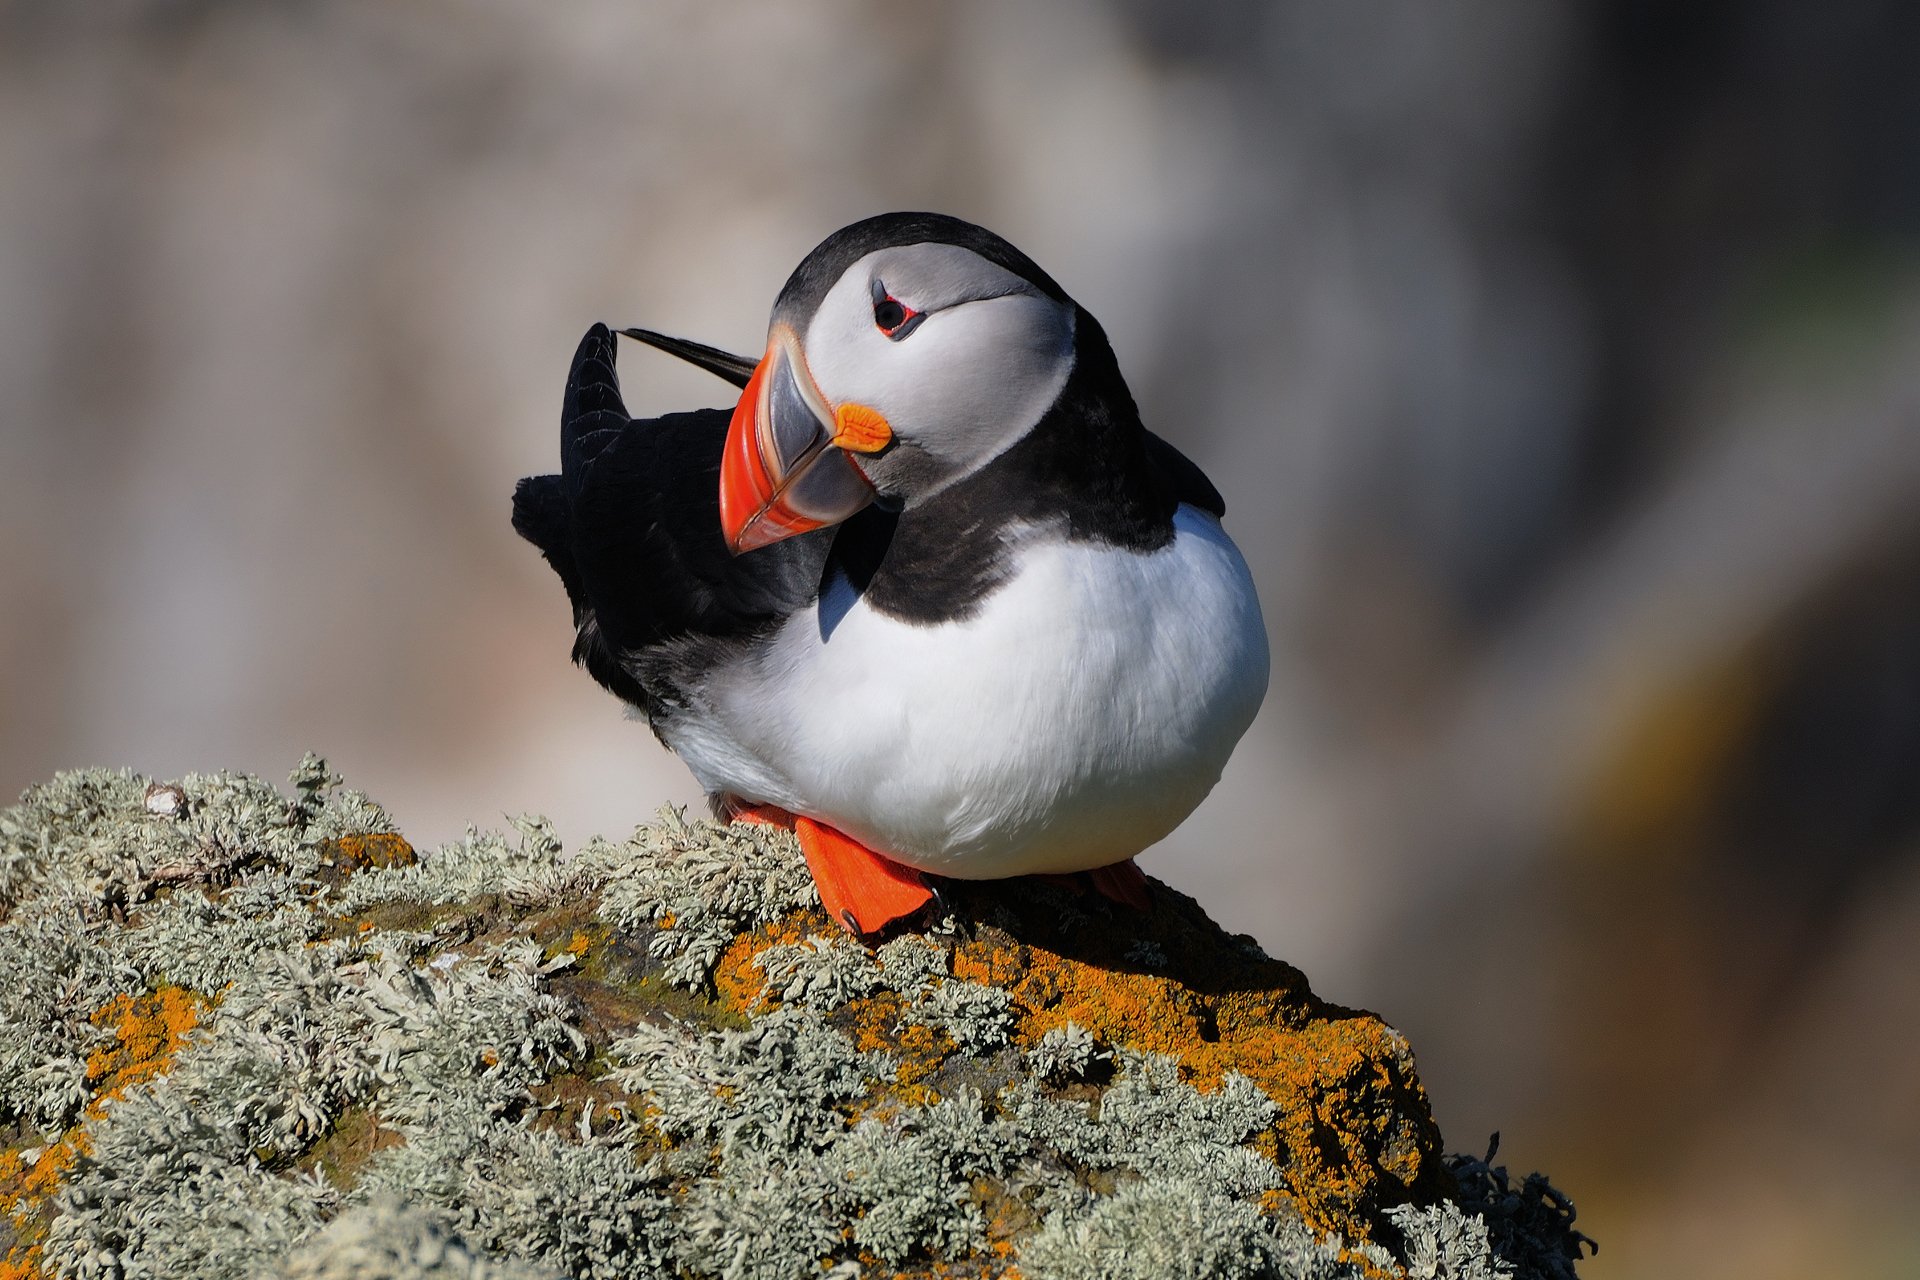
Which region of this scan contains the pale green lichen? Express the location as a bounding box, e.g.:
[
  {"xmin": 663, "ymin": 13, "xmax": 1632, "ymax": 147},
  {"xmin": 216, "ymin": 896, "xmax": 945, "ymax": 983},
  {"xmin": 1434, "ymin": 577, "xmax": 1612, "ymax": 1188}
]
[
  {"xmin": 899, "ymin": 974, "xmax": 1015, "ymax": 1052},
  {"xmin": 874, "ymin": 933, "xmax": 949, "ymax": 992},
  {"xmin": 751, "ymin": 934, "xmax": 885, "ymax": 1010},
  {"xmin": 1025, "ymin": 1021, "xmax": 1106, "ymax": 1084},
  {"xmin": 278, "ymin": 1199, "xmax": 558, "ymax": 1280},
  {"xmin": 1021, "ymin": 1178, "xmax": 1380, "ymax": 1280},
  {"xmin": 330, "ymin": 815, "xmax": 578, "ymax": 915},
  {"xmin": 1123, "ymin": 938, "xmax": 1169, "ymax": 970},
  {"xmin": 610, "ymin": 1005, "xmax": 886, "ymax": 1161},
  {"xmin": 0, "ymin": 760, "xmax": 1591, "ymax": 1280},
  {"xmin": 1387, "ymin": 1200, "xmax": 1515, "ymax": 1280},
  {"xmin": 352, "ymin": 1093, "xmax": 672, "ymax": 1279},
  {"xmin": 1004, "ymin": 1049, "xmax": 1286, "ymax": 1205},
  {"xmin": 746, "ymin": 925, "xmax": 1014, "ymax": 1050}
]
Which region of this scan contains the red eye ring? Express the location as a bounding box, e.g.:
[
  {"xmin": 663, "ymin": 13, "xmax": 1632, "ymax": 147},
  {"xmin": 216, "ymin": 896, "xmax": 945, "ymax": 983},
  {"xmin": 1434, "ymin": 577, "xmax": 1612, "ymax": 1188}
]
[
  {"xmin": 874, "ymin": 294, "xmax": 916, "ymax": 335},
  {"xmin": 869, "ymin": 278, "xmax": 925, "ymax": 340}
]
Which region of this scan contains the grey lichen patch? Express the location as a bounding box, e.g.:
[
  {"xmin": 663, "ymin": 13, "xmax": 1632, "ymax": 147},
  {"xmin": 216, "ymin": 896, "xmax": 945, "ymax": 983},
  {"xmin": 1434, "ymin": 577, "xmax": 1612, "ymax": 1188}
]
[
  {"xmin": 0, "ymin": 755, "xmax": 390, "ymax": 919},
  {"xmin": 610, "ymin": 1006, "xmax": 887, "ymax": 1161},
  {"xmin": 278, "ymin": 1198, "xmax": 560, "ymax": 1280},
  {"xmin": 1387, "ymin": 1201, "xmax": 1515, "ymax": 1280},
  {"xmin": 0, "ymin": 759, "xmax": 398, "ymax": 1139},
  {"xmin": 1021, "ymin": 1178, "xmax": 1382, "ymax": 1280},
  {"xmin": 747, "ymin": 926, "xmax": 1014, "ymax": 1052},
  {"xmin": 0, "ymin": 762, "xmax": 1592, "ymax": 1280},
  {"xmin": 352, "ymin": 1091, "xmax": 673, "ymax": 1280},
  {"xmin": 1004, "ymin": 1050, "xmax": 1287, "ymax": 1206},
  {"xmin": 608, "ymin": 1005, "xmax": 1019, "ymax": 1275},
  {"xmin": 1025, "ymin": 1022, "xmax": 1106, "ymax": 1084},
  {"xmin": 331, "ymin": 815, "xmax": 578, "ymax": 916},
  {"xmin": 900, "ymin": 975, "xmax": 1015, "ymax": 1053},
  {"xmin": 40, "ymin": 937, "xmax": 595, "ymax": 1280},
  {"xmin": 752, "ymin": 934, "xmax": 886, "ymax": 1010}
]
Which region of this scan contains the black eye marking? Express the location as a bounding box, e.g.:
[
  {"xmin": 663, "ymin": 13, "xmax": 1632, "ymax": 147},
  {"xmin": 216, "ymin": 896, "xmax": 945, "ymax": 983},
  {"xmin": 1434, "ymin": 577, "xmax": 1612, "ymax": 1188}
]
[{"xmin": 869, "ymin": 277, "xmax": 925, "ymax": 341}]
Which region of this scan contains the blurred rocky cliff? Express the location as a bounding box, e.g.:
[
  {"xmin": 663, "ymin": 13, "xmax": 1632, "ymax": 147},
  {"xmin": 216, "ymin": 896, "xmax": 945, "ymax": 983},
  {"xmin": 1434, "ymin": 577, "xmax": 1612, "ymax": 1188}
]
[{"xmin": 3, "ymin": 5, "xmax": 1917, "ymax": 1277}]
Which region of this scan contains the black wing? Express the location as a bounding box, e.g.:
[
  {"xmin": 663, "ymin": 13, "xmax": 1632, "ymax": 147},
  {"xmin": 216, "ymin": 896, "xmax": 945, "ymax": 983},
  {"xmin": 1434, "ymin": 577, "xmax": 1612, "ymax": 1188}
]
[{"xmin": 513, "ymin": 324, "xmax": 830, "ymax": 716}]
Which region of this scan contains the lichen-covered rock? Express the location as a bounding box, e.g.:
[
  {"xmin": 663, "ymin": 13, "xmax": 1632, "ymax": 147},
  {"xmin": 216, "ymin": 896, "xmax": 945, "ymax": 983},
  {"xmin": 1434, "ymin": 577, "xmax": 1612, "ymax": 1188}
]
[{"xmin": 0, "ymin": 760, "xmax": 1592, "ymax": 1280}]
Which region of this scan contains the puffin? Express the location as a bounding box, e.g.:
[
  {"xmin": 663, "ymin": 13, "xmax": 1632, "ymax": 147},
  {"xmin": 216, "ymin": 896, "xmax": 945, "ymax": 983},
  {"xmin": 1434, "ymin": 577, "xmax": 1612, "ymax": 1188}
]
[{"xmin": 513, "ymin": 212, "xmax": 1268, "ymax": 934}]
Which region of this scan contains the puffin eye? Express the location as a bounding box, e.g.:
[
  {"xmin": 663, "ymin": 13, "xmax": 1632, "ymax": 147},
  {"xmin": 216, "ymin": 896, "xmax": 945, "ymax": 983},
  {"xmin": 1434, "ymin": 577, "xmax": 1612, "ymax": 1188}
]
[{"xmin": 869, "ymin": 278, "xmax": 923, "ymax": 340}]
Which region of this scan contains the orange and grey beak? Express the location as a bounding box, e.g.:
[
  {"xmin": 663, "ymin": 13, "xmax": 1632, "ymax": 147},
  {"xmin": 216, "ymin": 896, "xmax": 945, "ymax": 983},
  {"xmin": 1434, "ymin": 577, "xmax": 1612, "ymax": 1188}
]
[{"xmin": 720, "ymin": 325, "xmax": 894, "ymax": 554}]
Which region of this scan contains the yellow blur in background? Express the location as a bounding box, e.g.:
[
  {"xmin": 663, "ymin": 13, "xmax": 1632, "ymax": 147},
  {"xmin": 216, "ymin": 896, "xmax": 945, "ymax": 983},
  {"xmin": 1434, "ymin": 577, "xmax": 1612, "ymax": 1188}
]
[{"xmin": 2, "ymin": 4, "xmax": 1917, "ymax": 1277}]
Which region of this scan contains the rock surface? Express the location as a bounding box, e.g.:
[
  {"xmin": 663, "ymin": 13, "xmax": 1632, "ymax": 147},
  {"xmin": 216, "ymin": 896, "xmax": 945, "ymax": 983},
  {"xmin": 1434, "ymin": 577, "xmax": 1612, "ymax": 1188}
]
[{"xmin": 0, "ymin": 759, "xmax": 1591, "ymax": 1279}]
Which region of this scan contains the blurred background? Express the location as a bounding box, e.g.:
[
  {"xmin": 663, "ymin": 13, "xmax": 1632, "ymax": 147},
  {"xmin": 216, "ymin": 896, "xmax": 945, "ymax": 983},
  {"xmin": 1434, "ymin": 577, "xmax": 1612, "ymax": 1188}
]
[{"xmin": 3, "ymin": 2, "xmax": 1917, "ymax": 1275}]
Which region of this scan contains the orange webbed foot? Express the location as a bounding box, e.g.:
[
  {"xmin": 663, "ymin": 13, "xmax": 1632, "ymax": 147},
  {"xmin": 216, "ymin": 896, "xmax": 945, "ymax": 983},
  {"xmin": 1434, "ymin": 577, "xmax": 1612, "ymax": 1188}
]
[
  {"xmin": 1087, "ymin": 858, "xmax": 1154, "ymax": 911},
  {"xmin": 792, "ymin": 817, "xmax": 933, "ymax": 936},
  {"xmin": 722, "ymin": 801, "xmax": 929, "ymax": 934}
]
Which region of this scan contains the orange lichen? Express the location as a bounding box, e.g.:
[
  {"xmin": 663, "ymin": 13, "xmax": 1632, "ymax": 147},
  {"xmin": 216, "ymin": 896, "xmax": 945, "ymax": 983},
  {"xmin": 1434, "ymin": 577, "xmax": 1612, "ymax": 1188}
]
[
  {"xmin": 84, "ymin": 986, "xmax": 207, "ymax": 1113},
  {"xmin": 967, "ymin": 926, "xmax": 1440, "ymax": 1240},
  {"xmin": 710, "ymin": 914, "xmax": 817, "ymax": 1013},
  {"xmin": 324, "ymin": 832, "xmax": 416, "ymax": 873},
  {"xmin": 3, "ymin": 992, "xmax": 196, "ymax": 1276},
  {"xmin": 883, "ymin": 1024, "xmax": 949, "ymax": 1090},
  {"xmin": 661, "ymin": 877, "xmax": 1442, "ymax": 1245},
  {"xmin": 839, "ymin": 991, "xmax": 904, "ymax": 1056},
  {"xmin": 1, "ymin": 1132, "xmax": 89, "ymax": 1280}
]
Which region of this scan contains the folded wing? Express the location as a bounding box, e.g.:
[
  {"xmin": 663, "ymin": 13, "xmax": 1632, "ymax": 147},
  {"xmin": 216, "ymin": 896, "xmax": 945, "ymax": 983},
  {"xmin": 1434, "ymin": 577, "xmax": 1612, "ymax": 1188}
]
[{"xmin": 512, "ymin": 324, "xmax": 831, "ymax": 719}]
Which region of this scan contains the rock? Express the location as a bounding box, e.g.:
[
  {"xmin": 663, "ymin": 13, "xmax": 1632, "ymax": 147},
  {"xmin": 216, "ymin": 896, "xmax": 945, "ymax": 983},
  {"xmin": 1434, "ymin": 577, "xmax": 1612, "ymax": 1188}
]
[{"xmin": 0, "ymin": 759, "xmax": 1592, "ymax": 1279}]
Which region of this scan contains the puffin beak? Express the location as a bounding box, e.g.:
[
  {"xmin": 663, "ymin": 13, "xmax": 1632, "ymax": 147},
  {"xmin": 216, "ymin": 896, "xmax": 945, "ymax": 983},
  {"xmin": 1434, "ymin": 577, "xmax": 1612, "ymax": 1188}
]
[{"xmin": 720, "ymin": 324, "xmax": 893, "ymax": 554}]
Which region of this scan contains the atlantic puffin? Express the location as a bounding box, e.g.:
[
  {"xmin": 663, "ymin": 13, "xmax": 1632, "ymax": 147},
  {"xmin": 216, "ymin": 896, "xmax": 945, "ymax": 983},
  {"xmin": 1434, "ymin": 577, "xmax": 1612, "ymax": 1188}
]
[{"xmin": 513, "ymin": 212, "xmax": 1268, "ymax": 934}]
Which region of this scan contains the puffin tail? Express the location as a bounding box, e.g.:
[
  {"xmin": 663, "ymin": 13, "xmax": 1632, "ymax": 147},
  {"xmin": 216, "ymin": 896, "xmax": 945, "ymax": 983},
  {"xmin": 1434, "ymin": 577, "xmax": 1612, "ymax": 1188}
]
[{"xmin": 513, "ymin": 322, "xmax": 637, "ymax": 617}]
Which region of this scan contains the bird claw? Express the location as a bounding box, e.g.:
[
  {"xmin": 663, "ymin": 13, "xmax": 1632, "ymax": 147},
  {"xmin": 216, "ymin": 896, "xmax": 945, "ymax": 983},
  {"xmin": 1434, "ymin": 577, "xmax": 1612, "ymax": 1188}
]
[{"xmin": 928, "ymin": 883, "xmax": 973, "ymax": 942}]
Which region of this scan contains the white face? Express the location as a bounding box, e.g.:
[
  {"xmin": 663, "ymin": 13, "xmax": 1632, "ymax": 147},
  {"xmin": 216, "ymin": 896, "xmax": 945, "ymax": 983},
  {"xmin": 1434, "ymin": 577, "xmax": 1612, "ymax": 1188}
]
[{"xmin": 793, "ymin": 243, "xmax": 1077, "ymax": 495}]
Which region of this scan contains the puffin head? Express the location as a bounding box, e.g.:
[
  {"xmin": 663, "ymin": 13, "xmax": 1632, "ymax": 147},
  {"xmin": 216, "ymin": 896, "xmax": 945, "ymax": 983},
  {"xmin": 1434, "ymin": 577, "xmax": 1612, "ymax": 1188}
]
[{"xmin": 719, "ymin": 213, "xmax": 1082, "ymax": 553}]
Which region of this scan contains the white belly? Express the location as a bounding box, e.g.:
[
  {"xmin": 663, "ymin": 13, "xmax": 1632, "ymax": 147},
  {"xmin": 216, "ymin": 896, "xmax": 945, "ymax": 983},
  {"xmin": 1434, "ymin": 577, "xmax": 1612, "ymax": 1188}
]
[{"xmin": 664, "ymin": 505, "xmax": 1269, "ymax": 877}]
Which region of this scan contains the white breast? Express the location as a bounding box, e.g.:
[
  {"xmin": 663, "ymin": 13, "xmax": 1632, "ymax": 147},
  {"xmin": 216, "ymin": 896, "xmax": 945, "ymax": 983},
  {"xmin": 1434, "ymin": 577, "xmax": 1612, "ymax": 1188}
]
[{"xmin": 663, "ymin": 505, "xmax": 1270, "ymax": 878}]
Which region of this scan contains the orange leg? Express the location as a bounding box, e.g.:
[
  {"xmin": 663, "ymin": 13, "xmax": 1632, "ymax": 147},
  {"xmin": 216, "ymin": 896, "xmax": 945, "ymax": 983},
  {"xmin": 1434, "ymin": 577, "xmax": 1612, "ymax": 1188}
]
[
  {"xmin": 1031, "ymin": 861, "xmax": 1154, "ymax": 910},
  {"xmin": 1087, "ymin": 858, "xmax": 1154, "ymax": 911},
  {"xmin": 724, "ymin": 800, "xmax": 796, "ymax": 829},
  {"xmin": 793, "ymin": 817, "xmax": 933, "ymax": 935},
  {"xmin": 721, "ymin": 798, "xmax": 931, "ymax": 935}
]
